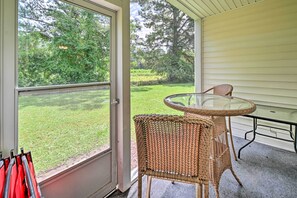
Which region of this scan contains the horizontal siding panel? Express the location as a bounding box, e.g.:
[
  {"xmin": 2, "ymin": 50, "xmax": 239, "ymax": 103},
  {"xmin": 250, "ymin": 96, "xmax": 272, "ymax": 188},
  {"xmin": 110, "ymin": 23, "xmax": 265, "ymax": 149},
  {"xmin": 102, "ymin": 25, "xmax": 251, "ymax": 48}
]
[
  {"xmin": 205, "ymin": 13, "xmax": 297, "ymax": 39},
  {"xmin": 203, "ymin": 74, "xmax": 297, "ymax": 83},
  {"xmin": 204, "ymin": 41, "xmax": 297, "ymax": 53},
  {"xmin": 204, "ymin": 67, "xmax": 297, "ymax": 74},
  {"xmin": 232, "ymin": 125, "xmax": 295, "ymax": 152},
  {"xmin": 232, "ymin": 115, "xmax": 294, "ymax": 129},
  {"xmin": 204, "ymin": 74, "xmax": 297, "ymax": 82},
  {"xmin": 204, "ymin": 38, "xmax": 297, "ymax": 52},
  {"xmin": 204, "ymin": 60, "xmax": 297, "ymax": 68},
  {"xmin": 204, "ymin": 30, "xmax": 297, "ymax": 48},
  {"xmin": 234, "ymin": 87, "xmax": 297, "ymax": 98},
  {"xmin": 204, "ymin": 80, "xmax": 297, "ymax": 90},
  {"xmin": 232, "ymin": 116, "xmax": 252, "ymax": 124},
  {"xmin": 230, "ymin": 117, "xmax": 291, "ymax": 136},
  {"xmin": 202, "ymin": 85, "xmax": 297, "ymax": 98},
  {"xmin": 204, "ymin": 20, "xmax": 297, "ymax": 41},
  {"xmin": 232, "ymin": 119, "xmax": 294, "ymax": 138},
  {"xmin": 231, "ymin": 92, "xmax": 297, "ymax": 107},
  {"xmin": 204, "ymin": 43, "xmax": 297, "ymax": 55},
  {"xmin": 204, "ymin": 52, "xmax": 297, "ymax": 63}
]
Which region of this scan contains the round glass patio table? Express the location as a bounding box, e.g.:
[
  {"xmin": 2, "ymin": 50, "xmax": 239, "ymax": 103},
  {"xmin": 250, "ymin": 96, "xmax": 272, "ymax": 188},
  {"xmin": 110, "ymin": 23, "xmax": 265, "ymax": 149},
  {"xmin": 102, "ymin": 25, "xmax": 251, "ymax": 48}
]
[
  {"xmin": 164, "ymin": 93, "xmax": 256, "ymax": 116},
  {"xmin": 164, "ymin": 92, "xmax": 256, "ymax": 195}
]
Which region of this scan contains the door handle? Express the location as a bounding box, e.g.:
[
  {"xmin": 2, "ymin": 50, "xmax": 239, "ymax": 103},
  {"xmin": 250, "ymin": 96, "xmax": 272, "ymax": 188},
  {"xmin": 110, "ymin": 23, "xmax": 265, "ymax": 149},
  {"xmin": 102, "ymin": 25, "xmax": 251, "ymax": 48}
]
[{"xmin": 111, "ymin": 98, "xmax": 120, "ymax": 105}]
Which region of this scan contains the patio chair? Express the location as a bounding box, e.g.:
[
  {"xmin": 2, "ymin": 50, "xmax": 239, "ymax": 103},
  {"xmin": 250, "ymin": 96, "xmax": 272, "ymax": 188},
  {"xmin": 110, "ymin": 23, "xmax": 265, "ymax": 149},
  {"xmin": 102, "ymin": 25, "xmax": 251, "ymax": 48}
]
[
  {"xmin": 134, "ymin": 114, "xmax": 214, "ymax": 198},
  {"xmin": 188, "ymin": 84, "xmax": 237, "ymax": 161}
]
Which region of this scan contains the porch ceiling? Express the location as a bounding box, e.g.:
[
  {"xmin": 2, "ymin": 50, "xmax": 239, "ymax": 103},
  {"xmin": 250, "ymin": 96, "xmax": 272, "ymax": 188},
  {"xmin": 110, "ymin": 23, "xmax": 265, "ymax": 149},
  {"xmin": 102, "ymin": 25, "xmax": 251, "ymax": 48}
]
[{"xmin": 167, "ymin": 0, "xmax": 263, "ymax": 19}]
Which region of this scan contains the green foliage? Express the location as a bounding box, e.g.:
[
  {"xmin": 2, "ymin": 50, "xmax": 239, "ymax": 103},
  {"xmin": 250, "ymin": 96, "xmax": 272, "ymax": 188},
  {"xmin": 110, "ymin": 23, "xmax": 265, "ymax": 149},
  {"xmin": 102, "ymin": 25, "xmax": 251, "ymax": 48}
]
[
  {"xmin": 130, "ymin": 20, "xmax": 142, "ymax": 69},
  {"xmin": 18, "ymin": 0, "xmax": 110, "ymax": 87},
  {"xmin": 133, "ymin": 0, "xmax": 195, "ymax": 83},
  {"xmin": 18, "ymin": 32, "xmax": 51, "ymax": 86}
]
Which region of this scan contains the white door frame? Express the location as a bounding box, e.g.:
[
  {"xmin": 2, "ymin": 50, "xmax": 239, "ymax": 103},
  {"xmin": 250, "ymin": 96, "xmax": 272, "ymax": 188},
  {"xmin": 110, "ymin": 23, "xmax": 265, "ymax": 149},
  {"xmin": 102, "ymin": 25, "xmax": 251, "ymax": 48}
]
[
  {"xmin": 0, "ymin": 0, "xmax": 130, "ymax": 197},
  {"xmin": 0, "ymin": 0, "xmax": 18, "ymax": 157}
]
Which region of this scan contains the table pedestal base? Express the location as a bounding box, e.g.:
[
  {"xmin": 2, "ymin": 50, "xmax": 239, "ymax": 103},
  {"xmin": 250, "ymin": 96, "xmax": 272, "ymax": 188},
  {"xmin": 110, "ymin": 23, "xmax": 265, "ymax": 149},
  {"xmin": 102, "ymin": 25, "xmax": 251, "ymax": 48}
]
[{"xmin": 210, "ymin": 116, "xmax": 242, "ymax": 197}]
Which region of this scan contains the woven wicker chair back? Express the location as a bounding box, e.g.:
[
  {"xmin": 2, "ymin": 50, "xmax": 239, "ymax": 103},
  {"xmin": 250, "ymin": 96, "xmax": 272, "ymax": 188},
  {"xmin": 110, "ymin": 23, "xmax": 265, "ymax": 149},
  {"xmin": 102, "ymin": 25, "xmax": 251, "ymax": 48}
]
[
  {"xmin": 211, "ymin": 84, "xmax": 233, "ymax": 96},
  {"xmin": 134, "ymin": 114, "xmax": 214, "ymax": 182}
]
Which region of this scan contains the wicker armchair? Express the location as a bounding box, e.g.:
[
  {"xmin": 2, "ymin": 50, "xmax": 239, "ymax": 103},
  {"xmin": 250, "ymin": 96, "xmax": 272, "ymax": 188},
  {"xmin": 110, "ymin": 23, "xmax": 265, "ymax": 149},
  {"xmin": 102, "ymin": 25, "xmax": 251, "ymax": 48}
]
[
  {"xmin": 134, "ymin": 114, "xmax": 214, "ymax": 198},
  {"xmin": 189, "ymin": 84, "xmax": 237, "ymax": 161},
  {"xmin": 185, "ymin": 84, "xmax": 242, "ymax": 197},
  {"xmin": 202, "ymin": 84, "xmax": 237, "ymax": 161},
  {"xmin": 203, "ymin": 84, "xmax": 233, "ymax": 96}
]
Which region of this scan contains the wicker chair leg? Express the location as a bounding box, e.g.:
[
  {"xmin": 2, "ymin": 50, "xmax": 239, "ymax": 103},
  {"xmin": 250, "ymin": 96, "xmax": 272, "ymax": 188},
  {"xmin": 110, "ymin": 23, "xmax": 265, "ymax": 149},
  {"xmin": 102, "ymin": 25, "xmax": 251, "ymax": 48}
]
[
  {"xmin": 146, "ymin": 176, "xmax": 152, "ymax": 198},
  {"xmin": 228, "ymin": 117, "xmax": 238, "ymax": 161},
  {"xmin": 138, "ymin": 173, "xmax": 142, "ymax": 198},
  {"xmin": 214, "ymin": 185, "xmax": 219, "ymax": 198},
  {"xmin": 196, "ymin": 184, "xmax": 202, "ymax": 198},
  {"xmin": 204, "ymin": 183, "xmax": 209, "ymax": 198},
  {"xmin": 230, "ymin": 168, "xmax": 243, "ymax": 186}
]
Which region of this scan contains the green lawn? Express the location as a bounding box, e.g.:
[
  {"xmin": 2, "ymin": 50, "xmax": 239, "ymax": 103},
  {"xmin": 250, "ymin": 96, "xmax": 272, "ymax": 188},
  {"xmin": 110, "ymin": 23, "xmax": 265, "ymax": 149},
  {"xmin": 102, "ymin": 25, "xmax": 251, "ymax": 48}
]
[
  {"xmin": 19, "ymin": 83, "xmax": 194, "ymax": 175},
  {"xmin": 18, "ymin": 90, "xmax": 110, "ymax": 175},
  {"xmin": 131, "ymin": 69, "xmax": 166, "ymax": 85},
  {"xmin": 131, "ymin": 83, "xmax": 194, "ymax": 137}
]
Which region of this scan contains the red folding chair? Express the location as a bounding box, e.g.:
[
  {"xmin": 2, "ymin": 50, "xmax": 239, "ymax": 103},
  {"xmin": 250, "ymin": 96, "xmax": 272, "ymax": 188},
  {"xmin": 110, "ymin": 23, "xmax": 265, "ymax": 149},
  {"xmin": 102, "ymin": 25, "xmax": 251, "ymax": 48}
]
[
  {"xmin": 1, "ymin": 149, "xmax": 41, "ymax": 198},
  {"xmin": 26, "ymin": 153, "xmax": 41, "ymax": 198},
  {"xmin": 21, "ymin": 152, "xmax": 41, "ymax": 198},
  {"xmin": 0, "ymin": 159, "xmax": 5, "ymax": 197},
  {"xmin": 1, "ymin": 157, "xmax": 11, "ymax": 196},
  {"xmin": 15, "ymin": 155, "xmax": 27, "ymax": 198},
  {"xmin": 3, "ymin": 157, "xmax": 18, "ymax": 198}
]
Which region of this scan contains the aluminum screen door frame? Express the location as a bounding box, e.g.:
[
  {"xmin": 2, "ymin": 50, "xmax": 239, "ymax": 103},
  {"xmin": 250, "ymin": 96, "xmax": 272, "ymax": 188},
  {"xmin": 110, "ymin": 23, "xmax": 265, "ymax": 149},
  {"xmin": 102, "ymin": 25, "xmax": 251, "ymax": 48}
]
[{"xmin": 1, "ymin": 0, "xmax": 118, "ymax": 197}]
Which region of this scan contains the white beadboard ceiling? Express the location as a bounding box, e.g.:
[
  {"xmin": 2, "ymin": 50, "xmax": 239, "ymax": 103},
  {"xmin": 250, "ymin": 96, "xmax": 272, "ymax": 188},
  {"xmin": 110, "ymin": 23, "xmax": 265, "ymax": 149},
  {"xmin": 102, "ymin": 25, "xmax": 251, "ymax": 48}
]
[{"xmin": 167, "ymin": 0, "xmax": 264, "ymax": 19}]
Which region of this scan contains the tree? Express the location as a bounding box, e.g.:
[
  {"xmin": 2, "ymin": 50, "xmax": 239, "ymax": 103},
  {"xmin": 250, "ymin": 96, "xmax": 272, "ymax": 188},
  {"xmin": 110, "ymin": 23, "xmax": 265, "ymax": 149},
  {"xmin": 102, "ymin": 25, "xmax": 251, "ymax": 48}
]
[
  {"xmin": 137, "ymin": 0, "xmax": 194, "ymax": 82},
  {"xmin": 18, "ymin": 0, "xmax": 110, "ymax": 87},
  {"xmin": 130, "ymin": 19, "xmax": 142, "ymax": 69}
]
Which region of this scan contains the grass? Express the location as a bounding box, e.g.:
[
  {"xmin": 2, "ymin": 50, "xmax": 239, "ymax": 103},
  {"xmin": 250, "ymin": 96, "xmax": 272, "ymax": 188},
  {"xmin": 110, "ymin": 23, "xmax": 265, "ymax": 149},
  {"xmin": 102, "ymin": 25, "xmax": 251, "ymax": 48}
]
[
  {"xmin": 130, "ymin": 83, "xmax": 194, "ymax": 138},
  {"xmin": 131, "ymin": 69, "xmax": 166, "ymax": 85},
  {"xmin": 18, "ymin": 72, "xmax": 194, "ymax": 176},
  {"xmin": 18, "ymin": 90, "xmax": 110, "ymax": 174}
]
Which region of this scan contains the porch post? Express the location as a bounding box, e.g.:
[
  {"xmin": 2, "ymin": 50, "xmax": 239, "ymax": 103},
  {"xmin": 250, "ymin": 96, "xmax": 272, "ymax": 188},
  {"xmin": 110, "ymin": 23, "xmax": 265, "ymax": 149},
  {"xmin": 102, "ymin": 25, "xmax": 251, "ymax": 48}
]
[
  {"xmin": 116, "ymin": 0, "xmax": 131, "ymax": 192},
  {"xmin": 0, "ymin": 0, "xmax": 18, "ymax": 156},
  {"xmin": 194, "ymin": 19, "xmax": 202, "ymax": 93}
]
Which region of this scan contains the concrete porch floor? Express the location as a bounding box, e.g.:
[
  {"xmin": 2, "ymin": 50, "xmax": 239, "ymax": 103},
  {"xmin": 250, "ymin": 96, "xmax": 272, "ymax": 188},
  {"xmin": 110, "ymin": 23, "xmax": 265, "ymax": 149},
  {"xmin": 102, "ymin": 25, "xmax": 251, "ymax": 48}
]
[{"xmin": 109, "ymin": 136, "xmax": 297, "ymax": 198}]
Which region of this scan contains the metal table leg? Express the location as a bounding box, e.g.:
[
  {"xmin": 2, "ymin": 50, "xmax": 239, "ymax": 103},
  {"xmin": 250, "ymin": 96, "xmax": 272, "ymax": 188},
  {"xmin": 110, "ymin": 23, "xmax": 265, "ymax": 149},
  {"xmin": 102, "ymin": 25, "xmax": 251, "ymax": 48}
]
[
  {"xmin": 294, "ymin": 125, "xmax": 297, "ymax": 153},
  {"xmin": 238, "ymin": 118, "xmax": 257, "ymax": 159},
  {"xmin": 289, "ymin": 125, "xmax": 294, "ymax": 139},
  {"xmin": 244, "ymin": 118, "xmax": 258, "ymax": 140},
  {"xmin": 244, "ymin": 130, "xmax": 254, "ymax": 140}
]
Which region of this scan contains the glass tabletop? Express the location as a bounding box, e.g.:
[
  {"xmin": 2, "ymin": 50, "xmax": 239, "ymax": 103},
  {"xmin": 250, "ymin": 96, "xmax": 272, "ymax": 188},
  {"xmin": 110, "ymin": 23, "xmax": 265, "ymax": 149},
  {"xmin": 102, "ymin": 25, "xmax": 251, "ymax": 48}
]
[{"xmin": 164, "ymin": 93, "xmax": 256, "ymax": 116}]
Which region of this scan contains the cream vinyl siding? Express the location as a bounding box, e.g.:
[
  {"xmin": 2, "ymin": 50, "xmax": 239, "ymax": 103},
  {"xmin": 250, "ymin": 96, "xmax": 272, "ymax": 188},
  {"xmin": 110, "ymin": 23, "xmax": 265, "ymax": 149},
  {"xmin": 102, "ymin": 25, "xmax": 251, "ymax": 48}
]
[{"xmin": 202, "ymin": 0, "xmax": 297, "ymax": 151}]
